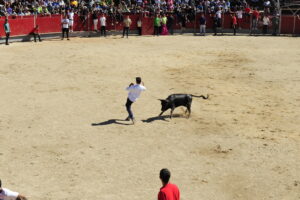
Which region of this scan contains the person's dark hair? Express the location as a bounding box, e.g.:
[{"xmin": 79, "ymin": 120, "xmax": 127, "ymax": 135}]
[
  {"xmin": 160, "ymin": 168, "xmax": 171, "ymax": 184},
  {"xmin": 136, "ymin": 77, "xmax": 142, "ymax": 84}
]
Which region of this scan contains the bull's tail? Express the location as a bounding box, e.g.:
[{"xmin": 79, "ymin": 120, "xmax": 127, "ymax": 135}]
[{"xmin": 191, "ymin": 94, "xmax": 209, "ymax": 99}]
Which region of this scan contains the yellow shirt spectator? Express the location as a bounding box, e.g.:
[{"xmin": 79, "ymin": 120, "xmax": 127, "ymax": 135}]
[{"xmin": 71, "ymin": 0, "xmax": 78, "ymax": 7}]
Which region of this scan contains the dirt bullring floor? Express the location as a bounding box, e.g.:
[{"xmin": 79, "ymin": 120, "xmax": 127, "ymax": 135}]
[{"xmin": 0, "ymin": 35, "xmax": 300, "ymax": 200}]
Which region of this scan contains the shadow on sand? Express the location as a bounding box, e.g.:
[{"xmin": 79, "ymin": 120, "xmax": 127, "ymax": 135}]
[
  {"xmin": 142, "ymin": 114, "xmax": 184, "ymax": 123},
  {"xmin": 91, "ymin": 119, "xmax": 132, "ymax": 126}
]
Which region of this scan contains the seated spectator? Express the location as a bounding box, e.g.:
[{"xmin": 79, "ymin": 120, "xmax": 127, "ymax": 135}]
[{"xmin": 263, "ymin": 0, "xmax": 271, "ymax": 8}]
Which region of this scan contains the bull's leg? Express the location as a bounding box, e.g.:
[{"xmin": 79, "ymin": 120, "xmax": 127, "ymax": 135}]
[
  {"xmin": 170, "ymin": 108, "xmax": 175, "ymax": 119},
  {"xmin": 159, "ymin": 111, "xmax": 165, "ymax": 116},
  {"xmin": 187, "ymin": 107, "xmax": 191, "ymax": 118},
  {"xmin": 187, "ymin": 104, "xmax": 191, "ymax": 118}
]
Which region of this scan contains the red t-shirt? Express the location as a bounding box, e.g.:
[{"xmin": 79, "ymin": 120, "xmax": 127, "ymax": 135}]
[
  {"xmin": 245, "ymin": 7, "xmax": 251, "ymax": 14},
  {"xmin": 253, "ymin": 10, "xmax": 259, "ymax": 19},
  {"xmin": 158, "ymin": 183, "xmax": 180, "ymax": 200},
  {"xmin": 33, "ymin": 27, "xmax": 39, "ymax": 34},
  {"xmin": 232, "ymin": 16, "xmax": 237, "ymax": 25}
]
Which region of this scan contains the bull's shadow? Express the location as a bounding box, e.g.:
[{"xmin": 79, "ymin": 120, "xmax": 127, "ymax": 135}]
[
  {"xmin": 142, "ymin": 114, "xmax": 184, "ymax": 123},
  {"xmin": 91, "ymin": 119, "xmax": 132, "ymax": 126}
]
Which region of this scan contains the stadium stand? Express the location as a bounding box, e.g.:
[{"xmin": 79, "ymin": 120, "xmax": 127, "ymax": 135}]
[{"xmin": 0, "ymin": 0, "xmax": 276, "ymax": 17}]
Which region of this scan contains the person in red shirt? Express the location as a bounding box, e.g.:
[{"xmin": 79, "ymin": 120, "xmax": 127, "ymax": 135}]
[
  {"xmin": 244, "ymin": 5, "xmax": 251, "ymax": 22},
  {"xmin": 250, "ymin": 7, "xmax": 260, "ymax": 35},
  {"xmin": 232, "ymin": 14, "xmax": 237, "ymax": 35},
  {"xmin": 245, "ymin": 6, "xmax": 251, "ymax": 15},
  {"xmin": 32, "ymin": 25, "xmax": 42, "ymax": 42},
  {"xmin": 158, "ymin": 168, "xmax": 180, "ymax": 200}
]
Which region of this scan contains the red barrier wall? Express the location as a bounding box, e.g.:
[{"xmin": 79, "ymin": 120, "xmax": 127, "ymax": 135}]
[
  {"xmin": 280, "ymin": 15, "xmax": 300, "ymax": 34},
  {"xmin": 0, "ymin": 16, "xmax": 34, "ymax": 37},
  {"xmin": 0, "ymin": 14, "xmax": 300, "ymax": 38},
  {"xmin": 36, "ymin": 14, "xmax": 62, "ymax": 33}
]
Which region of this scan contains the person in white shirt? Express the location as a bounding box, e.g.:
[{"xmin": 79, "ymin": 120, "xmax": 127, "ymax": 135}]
[
  {"xmin": 262, "ymin": 14, "xmax": 270, "ymax": 34},
  {"xmin": 236, "ymin": 8, "xmax": 243, "ymax": 29},
  {"xmin": 92, "ymin": 10, "xmax": 98, "ymax": 32},
  {"xmin": 68, "ymin": 9, "xmax": 74, "ymax": 32},
  {"xmin": 0, "ymin": 179, "xmax": 27, "ymax": 200},
  {"xmin": 125, "ymin": 77, "xmax": 146, "ymax": 124},
  {"xmin": 216, "ymin": 7, "xmax": 223, "ymax": 32},
  {"xmin": 216, "ymin": 8, "xmax": 222, "ymax": 20},
  {"xmin": 137, "ymin": 17, "xmax": 142, "ymax": 36},
  {"xmin": 100, "ymin": 13, "xmax": 106, "ymax": 37},
  {"xmin": 61, "ymin": 14, "xmax": 70, "ymax": 40}
]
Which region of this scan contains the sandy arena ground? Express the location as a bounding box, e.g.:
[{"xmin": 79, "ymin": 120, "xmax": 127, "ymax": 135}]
[{"xmin": 0, "ymin": 35, "xmax": 300, "ymax": 200}]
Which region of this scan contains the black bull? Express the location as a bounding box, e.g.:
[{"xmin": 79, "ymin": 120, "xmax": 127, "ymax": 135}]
[{"xmin": 159, "ymin": 94, "xmax": 209, "ymax": 118}]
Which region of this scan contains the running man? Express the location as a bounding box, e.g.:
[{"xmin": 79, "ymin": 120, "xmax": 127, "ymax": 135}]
[
  {"xmin": 0, "ymin": 179, "xmax": 28, "ymax": 200},
  {"xmin": 125, "ymin": 77, "xmax": 146, "ymax": 124}
]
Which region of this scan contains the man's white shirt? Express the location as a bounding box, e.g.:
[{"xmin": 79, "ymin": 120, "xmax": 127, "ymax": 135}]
[
  {"xmin": 0, "ymin": 188, "xmax": 19, "ymax": 200},
  {"xmin": 62, "ymin": 19, "xmax": 70, "ymax": 28},
  {"xmin": 68, "ymin": 12, "xmax": 74, "ymax": 20},
  {"xmin": 236, "ymin": 10, "xmax": 243, "ymax": 19},
  {"xmin": 263, "ymin": 17, "xmax": 270, "ymax": 25},
  {"xmin": 100, "ymin": 17, "xmax": 106, "ymax": 26},
  {"xmin": 126, "ymin": 84, "xmax": 146, "ymax": 102},
  {"xmin": 216, "ymin": 10, "xmax": 222, "ymax": 19}
]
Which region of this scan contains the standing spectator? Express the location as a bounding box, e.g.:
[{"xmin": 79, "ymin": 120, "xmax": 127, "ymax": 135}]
[
  {"xmin": 271, "ymin": 14, "xmax": 279, "ymax": 36},
  {"xmin": 216, "ymin": 7, "xmax": 222, "ymax": 28},
  {"xmin": 244, "ymin": 5, "xmax": 251, "ymax": 22},
  {"xmin": 92, "ymin": 10, "xmax": 98, "ymax": 32},
  {"xmin": 161, "ymin": 13, "xmax": 168, "ymax": 35},
  {"xmin": 122, "ymin": 15, "xmax": 132, "ymax": 38},
  {"xmin": 180, "ymin": 13, "xmax": 187, "ymax": 34},
  {"xmin": 68, "ymin": 9, "xmax": 75, "ymax": 32},
  {"xmin": 125, "ymin": 77, "xmax": 146, "ymax": 124},
  {"xmin": 100, "ymin": 13, "xmax": 107, "ymax": 37},
  {"xmin": 137, "ymin": 17, "xmax": 142, "ymax": 36},
  {"xmin": 199, "ymin": 13, "xmax": 206, "ymax": 36},
  {"xmin": 154, "ymin": 14, "xmax": 161, "ymax": 36},
  {"xmin": 262, "ymin": 14, "xmax": 270, "ymax": 35},
  {"xmin": 3, "ymin": 18, "xmax": 10, "ymax": 45},
  {"xmin": 236, "ymin": 8, "xmax": 243, "ymax": 29},
  {"xmin": 232, "ymin": 13, "xmax": 237, "ymax": 35},
  {"xmin": 32, "ymin": 25, "xmax": 42, "ymax": 42},
  {"xmin": 250, "ymin": 7, "xmax": 259, "ymax": 35},
  {"xmin": 157, "ymin": 169, "xmax": 180, "ymax": 200},
  {"xmin": 61, "ymin": 15, "xmax": 70, "ymax": 40},
  {"xmin": 212, "ymin": 13, "xmax": 218, "ymax": 36},
  {"xmin": 0, "ymin": 179, "xmax": 28, "ymax": 200},
  {"xmin": 167, "ymin": 13, "xmax": 174, "ymax": 35}
]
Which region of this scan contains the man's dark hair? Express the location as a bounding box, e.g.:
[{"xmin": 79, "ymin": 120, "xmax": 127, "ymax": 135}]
[
  {"xmin": 136, "ymin": 77, "xmax": 142, "ymax": 84},
  {"xmin": 160, "ymin": 168, "xmax": 171, "ymax": 184}
]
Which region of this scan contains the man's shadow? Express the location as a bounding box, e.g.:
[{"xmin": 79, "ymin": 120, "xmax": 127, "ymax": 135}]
[
  {"xmin": 91, "ymin": 119, "xmax": 132, "ymax": 126},
  {"xmin": 142, "ymin": 114, "xmax": 183, "ymax": 123}
]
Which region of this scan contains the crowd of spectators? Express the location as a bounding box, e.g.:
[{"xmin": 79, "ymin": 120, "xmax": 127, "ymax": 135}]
[{"xmin": 0, "ymin": 0, "xmax": 278, "ymax": 18}]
